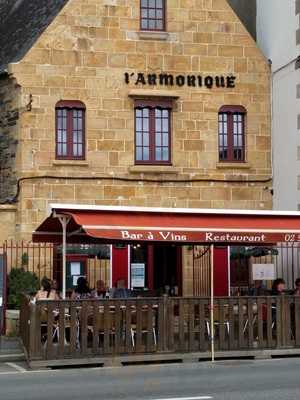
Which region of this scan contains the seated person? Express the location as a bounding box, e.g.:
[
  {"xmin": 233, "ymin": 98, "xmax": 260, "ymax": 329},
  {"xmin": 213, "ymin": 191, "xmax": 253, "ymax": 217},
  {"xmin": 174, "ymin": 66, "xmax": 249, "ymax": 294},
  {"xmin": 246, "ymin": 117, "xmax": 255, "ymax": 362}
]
[
  {"xmin": 51, "ymin": 279, "xmax": 62, "ymax": 299},
  {"xmin": 293, "ymin": 278, "xmax": 300, "ymax": 295},
  {"xmin": 92, "ymin": 279, "xmax": 108, "ymax": 299},
  {"xmin": 71, "ymin": 276, "xmax": 91, "ymax": 300},
  {"xmin": 112, "ymin": 279, "xmax": 132, "ymax": 298},
  {"xmin": 36, "ymin": 277, "xmax": 59, "ymax": 300},
  {"xmin": 271, "ymin": 278, "xmax": 285, "ymax": 296}
]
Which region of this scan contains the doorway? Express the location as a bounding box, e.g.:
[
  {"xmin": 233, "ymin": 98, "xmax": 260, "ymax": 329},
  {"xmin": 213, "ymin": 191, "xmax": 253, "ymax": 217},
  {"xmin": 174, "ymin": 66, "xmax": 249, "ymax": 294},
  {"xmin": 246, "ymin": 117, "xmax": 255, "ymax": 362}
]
[{"xmin": 153, "ymin": 245, "xmax": 182, "ymax": 295}]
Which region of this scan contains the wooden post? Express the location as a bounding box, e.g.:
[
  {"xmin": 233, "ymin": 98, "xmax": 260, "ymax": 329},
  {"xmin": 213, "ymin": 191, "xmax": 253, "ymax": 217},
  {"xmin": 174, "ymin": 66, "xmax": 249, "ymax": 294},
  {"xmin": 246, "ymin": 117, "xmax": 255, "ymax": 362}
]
[{"xmin": 57, "ymin": 216, "xmax": 70, "ymax": 299}]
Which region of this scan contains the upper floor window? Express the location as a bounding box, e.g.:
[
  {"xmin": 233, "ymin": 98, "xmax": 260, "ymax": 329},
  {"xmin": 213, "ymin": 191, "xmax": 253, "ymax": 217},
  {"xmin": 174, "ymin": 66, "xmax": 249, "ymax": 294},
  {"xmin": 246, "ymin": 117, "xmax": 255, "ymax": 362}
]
[
  {"xmin": 55, "ymin": 100, "xmax": 86, "ymax": 160},
  {"xmin": 140, "ymin": 0, "xmax": 166, "ymax": 31},
  {"xmin": 218, "ymin": 105, "xmax": 246, "ymax": 162},
  {"xmin": 135, "ymin": 99, "xmax": 172, "ymax": 165}
]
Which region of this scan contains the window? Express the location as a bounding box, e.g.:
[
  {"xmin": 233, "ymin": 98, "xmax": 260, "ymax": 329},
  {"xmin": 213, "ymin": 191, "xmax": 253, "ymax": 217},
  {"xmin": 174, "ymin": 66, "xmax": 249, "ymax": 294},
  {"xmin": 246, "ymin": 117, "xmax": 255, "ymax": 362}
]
[
  {"xmin": 55, "ymin": 100, "xmax": 85, "ymax": 160},
  {"xmin": 140, "ymin": 0, "xmax": 166, "ymax": 31},
  {"xmin": 135, "ymin": 99, "xmax": 172, "ymax": 164},
  {"xmin": 218, "ymin": 105, "xmax": 246, "ymax": 162}
]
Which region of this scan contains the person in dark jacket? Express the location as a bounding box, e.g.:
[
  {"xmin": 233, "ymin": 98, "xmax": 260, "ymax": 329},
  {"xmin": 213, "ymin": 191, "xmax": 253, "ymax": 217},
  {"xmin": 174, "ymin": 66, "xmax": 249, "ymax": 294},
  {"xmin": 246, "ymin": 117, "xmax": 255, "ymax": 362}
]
[{"xmin": 271, "ymin": 278, "xmax": 285, "ymax": 296}]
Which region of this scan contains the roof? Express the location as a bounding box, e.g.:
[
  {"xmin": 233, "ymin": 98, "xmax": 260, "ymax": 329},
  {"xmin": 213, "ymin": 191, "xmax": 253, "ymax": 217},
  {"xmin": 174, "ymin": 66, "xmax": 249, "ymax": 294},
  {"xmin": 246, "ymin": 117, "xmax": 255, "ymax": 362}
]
[
  {"xmin": 0, "ymin": 0, "xmax": 68, "ymax": 72},
  {"xmin": 0, "ymin": 0, "xmax": 256, "ymax": 74},
  {"xmin": 33, "ymin": 204, "xmax": 300, "ymax": 245}
]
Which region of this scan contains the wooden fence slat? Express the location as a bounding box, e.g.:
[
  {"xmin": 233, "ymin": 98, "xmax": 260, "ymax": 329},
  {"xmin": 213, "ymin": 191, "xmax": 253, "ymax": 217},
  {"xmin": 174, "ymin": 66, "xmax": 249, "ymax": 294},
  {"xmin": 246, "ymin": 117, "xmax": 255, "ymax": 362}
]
[
  {"xmin": 70, "ymin": 302, "xmax": 77, "ymax": 354},
  {"xmin": 295, "ymin": 297, "xmax": 300, "ymax": 346},
  {"xmin": 135, "ymin": 301, "xmax": 143, "ymax": 353},
  {"xmin": 146, "ymin": 302, "xmax": 154, "ymax": 353},
  {"xmin": 188, "ymin": 299, "xmax": 195, "ymax": 352},
  {"xmin": 125, "ymin": 301, "xmax": 133, "ymax": 353},
  {"xmin": 219, "ymin": 299, "xmax": 226, "ymax": 351},
  {"xmin": 167, "ymin": 299, "xmax": 174, "ymax": 352},
  {"xmin": 114, "ymin": 300, "xmax": 121, "ymax": 354},
  {"xmin": 257, "ymin": 298, "xmax": 264, "ymax": 349},
  {"xmin": 58, "ymin": 302, "xmax": 65, "ymax": 357},
  {"xmin": 228, "ymin": 298, "xmax": 235, "ymax": 350},
  {"xmin": 178, "ymin": 299, "xmax": 185, "ymax": 352},
  {"xmin": 198, "ymin": 300, "xmax": 206, "ymax": 352},
  {"xmin": 247, "ymin": 298, "xmax": 254, "ymax": 348},
  {"xmin": 275, "ymin": 296, "xmax": 282, "ymax": 348},
  {"xmin": 46, "ymin": 302, "xmax": 55, "ymax": 360},
  {"xmin": 266, "ymin": 297, "xmax": 273, "ymax": 348},
  {"xmin": 238, "ymin": 298, "xmax": 245, "ymax": 349},
  {"xmin": 80, "ymin": 302, "xmax": 88, "ymax": 356},
  {"xmin": 92, "ymin": 302, "xmax": 99, "ymax": 354}
]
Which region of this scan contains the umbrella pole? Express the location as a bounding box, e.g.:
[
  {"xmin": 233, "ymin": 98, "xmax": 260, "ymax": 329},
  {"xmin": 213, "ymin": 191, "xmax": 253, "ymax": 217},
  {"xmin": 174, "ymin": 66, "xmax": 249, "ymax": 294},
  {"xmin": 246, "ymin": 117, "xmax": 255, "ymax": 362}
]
[
  {"xmin": 58, "ymin": 216, "xmax": 70, "ymax": 299},
  {"xmin": 210, "ymin": 244, "xmax": 215, "ymax": 362}
]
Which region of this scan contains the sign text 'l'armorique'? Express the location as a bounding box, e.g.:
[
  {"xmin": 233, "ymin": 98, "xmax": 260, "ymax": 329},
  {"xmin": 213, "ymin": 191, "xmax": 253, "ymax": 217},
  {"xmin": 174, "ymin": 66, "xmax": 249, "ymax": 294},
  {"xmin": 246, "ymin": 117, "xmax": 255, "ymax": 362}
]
[{"xmin": 124, "ymin": 72, "xmax": 236, "ymax": 89}]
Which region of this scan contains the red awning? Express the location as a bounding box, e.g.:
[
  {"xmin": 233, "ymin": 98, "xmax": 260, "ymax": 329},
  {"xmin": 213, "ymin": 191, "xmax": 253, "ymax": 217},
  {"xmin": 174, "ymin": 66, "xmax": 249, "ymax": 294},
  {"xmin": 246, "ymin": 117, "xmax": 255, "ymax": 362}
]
[{"xmin": 32, "ymin": 204, "xmax": 300, "ymax": 245}]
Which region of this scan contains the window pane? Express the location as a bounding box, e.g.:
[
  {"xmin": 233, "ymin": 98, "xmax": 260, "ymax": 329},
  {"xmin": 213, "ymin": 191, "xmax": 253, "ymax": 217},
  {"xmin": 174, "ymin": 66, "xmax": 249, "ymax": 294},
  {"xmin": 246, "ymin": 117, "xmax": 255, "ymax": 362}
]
[
  {"xmin": 141, "ymin": 19, "xmax": 148, "ymax": 29},
  {"xmin": 156, "ymin": 20, "xmax": 163, "ymax": 30},
  {"xmin": 141, "ymin": 0, "xmax": 148, "ymax": 7},
  {"xmin": 143, "ymin": 132, "xmax": 149, "ymax": 146},
  {"xmin": 143, "ymin": 147, "xmax": 149, "ymax": 160},
  {"xmin": 155, "ymin": 147, "xmax": 162, "ymax": 160},
  {"xmin": 136, "ymin": 147, "xmax": 143, "ymax": 161},
  {"xmin": 149, "ymin": 19, "xmax": 155, "ymax": 29},
  {"xmin": 136, "ymin": 117, "xmax": 142, "ymax": 131},
  {"xmin": 77, "ymin": 144, "xmax": 83, "ymax": 157},
  {"xmin": 163, "ymin": 133, "xmax": 168, "ymax": 146},
  {"xmin": 162, "ymin": 147, "xmax": 169, "ymax": 161},
  {"xmin": 149, "ymin": 0, "xmax": 155, "ymax": 7},
  {"xmin": 136, "ymin": 109, "xmax": 142, "ymax": 118},
  {"xmin": 162, "ymin": 118, "xmax": 168, "ymax": 132},
  {"xmin": 143, "ymin": 117, "xmax": 149, "ymax": 131},
  {"xmin": 156, "ymin": 0, "xmax": 163, "ymax": 8},
  {"xmin": 149, "ymin": 9, "xmax": 156, "ymax": 18},
  {"xmin": 136, "ymin": 131, "xmax": 142, "ymax": 146},
  {"xmin": 157, "ymin": 9, "xmax": 163, "ymax": 18},
  {"xmin": 141, "ymin": 9, "xmax": 148, "ymax": 18},
  {"xmin": 156, "ymin": 132, "xmax": 161, "ymax": 146},
  {"xmin": 155, "ymin": 117, "xmax": 161, "ymax": 132}
]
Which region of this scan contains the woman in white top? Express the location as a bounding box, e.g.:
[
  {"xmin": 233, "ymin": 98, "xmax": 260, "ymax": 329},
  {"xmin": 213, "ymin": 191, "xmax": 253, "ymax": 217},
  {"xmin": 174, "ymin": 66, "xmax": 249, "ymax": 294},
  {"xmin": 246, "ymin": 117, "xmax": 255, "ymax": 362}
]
[{"xmin": 35, "ymin": 278, "xmax": 59, "ymax": 301}]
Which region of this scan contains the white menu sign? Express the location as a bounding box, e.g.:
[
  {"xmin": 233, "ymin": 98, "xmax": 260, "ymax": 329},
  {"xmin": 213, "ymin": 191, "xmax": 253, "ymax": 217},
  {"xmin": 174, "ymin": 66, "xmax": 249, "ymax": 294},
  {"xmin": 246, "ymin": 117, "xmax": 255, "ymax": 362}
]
[
  {"xmin": 252, "ymin": 264, "xmax": 275, "ymax": 280},
  {"xmin": 131, "ymin": 263, "xmax": 145, "ymax": 288}
]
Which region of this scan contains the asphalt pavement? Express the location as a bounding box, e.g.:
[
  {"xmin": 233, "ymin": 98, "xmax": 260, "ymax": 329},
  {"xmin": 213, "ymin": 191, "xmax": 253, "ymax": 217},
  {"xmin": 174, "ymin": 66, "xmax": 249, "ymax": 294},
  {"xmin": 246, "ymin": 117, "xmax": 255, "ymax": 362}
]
[{"xmin": 1, "ymin": 357, "xmax": 300, "ymax": 400}]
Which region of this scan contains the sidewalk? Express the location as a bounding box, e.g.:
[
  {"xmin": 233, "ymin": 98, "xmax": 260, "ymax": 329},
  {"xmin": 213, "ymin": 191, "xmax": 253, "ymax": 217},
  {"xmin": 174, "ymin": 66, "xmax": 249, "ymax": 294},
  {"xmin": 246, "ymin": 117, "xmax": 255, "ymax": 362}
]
[{"xmin": 0, "ymin": 337, "xmax": 25, "ymax": 363}]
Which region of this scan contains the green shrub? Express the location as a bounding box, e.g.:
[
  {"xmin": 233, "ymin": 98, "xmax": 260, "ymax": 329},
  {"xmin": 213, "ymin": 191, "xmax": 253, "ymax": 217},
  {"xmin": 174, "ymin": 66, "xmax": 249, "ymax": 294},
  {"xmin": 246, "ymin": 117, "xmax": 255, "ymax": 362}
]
[{"xmin": 8, "ymin": 268, "xmax": 40, "ymax": 309}]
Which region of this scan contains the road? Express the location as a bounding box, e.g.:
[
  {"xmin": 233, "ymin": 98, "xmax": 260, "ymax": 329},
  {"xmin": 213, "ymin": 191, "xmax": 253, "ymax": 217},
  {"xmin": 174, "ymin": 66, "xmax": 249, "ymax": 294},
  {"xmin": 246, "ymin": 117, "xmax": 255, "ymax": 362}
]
[{"xmin": 1, "ymin": 358, "xmax": 300, "ymax": 400}]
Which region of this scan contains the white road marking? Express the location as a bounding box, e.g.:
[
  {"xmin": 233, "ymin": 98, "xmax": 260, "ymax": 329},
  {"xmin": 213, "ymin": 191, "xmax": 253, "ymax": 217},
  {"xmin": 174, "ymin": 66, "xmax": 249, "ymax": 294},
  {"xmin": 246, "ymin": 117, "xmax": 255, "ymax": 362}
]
[
  {"xmin": 5, "ymin": 362, "xmax": 27, "ymax": 373},
  {"xmin": 152, "ymin": 397, "xmax": 213, "ymax": 400}
]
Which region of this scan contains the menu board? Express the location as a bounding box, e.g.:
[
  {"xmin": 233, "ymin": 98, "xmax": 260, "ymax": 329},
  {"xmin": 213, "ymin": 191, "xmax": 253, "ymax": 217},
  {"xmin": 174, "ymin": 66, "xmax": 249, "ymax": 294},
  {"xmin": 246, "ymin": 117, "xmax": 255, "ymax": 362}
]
[
  {"xmin": 252, "ymin": 264, "xmax": 275, "ymax": 280},
  {"xmin": 131, "ymin": 263, "xmax": 145, "ymax": 288}
]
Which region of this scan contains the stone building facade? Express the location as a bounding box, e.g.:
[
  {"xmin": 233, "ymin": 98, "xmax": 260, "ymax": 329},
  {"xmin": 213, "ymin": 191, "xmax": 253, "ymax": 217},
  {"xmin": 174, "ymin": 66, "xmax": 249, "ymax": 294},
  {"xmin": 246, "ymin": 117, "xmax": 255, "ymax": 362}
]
[{"xmin": 0, "ymin": 0, "xmax": 271, "ymax": 293}]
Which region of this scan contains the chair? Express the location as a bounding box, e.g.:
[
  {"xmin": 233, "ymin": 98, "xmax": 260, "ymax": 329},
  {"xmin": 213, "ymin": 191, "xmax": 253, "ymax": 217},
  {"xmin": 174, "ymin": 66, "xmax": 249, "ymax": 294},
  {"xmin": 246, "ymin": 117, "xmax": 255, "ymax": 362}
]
[
  {"xmin": 205, "ymin": 305, "xmax": 230, "ymax": 338},
  {"xmin": 130, "ymin": 306, "xmax": 157, "ymax": 348}
]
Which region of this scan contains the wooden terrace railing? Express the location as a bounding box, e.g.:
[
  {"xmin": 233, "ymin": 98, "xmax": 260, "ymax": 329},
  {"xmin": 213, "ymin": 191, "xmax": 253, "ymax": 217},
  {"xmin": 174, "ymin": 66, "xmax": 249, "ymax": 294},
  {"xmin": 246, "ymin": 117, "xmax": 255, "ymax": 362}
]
[{"xmin": 20, "ymin": 295, "xmax": 300, "ymax": 362}]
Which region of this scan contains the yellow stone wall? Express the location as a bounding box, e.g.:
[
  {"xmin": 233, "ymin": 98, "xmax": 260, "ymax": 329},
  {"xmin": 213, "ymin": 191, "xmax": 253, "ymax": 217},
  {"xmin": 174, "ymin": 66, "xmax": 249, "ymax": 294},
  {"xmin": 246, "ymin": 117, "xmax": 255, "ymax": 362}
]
[
  {"xmin": 0, "ymin": 206, "xmax": 17, "ymax": 242},
  {"xmin": 3, "ymin": 0, "xmax": 271, "ymax": 245}
]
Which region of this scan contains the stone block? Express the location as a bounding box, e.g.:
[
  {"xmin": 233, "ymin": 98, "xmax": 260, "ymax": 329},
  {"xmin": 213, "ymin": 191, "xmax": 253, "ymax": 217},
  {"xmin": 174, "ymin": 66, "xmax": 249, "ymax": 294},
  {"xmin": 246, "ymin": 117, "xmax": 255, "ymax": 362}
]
[
  {"xmin": 83, "ymin": 52, "xmax": 107, "ymax": 67},
  {"xmin": 218, "ymin": 45, "xmax": 243, "ymax": 57}
]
